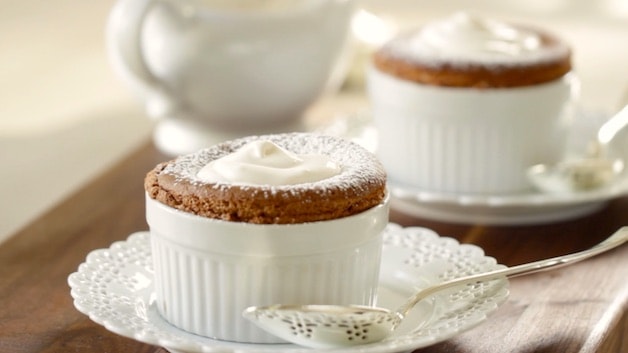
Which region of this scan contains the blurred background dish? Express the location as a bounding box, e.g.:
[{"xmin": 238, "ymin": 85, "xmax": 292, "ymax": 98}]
[
  {"xmin": 107, "ymin": 0, "xmax": 355, "ymax": 156},
  {"xmin": 366, "ymin": 11, "xmax": 578, "ymax": 195}
]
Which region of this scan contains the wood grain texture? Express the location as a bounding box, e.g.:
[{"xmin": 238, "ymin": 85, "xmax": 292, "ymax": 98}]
[
  {"xmin": 0, "ymin": 140, "xmax": 626, "ymax": 353},
  {"xmin": 0, "ymin": 141, "xmax": 166, "ymax": 353}
]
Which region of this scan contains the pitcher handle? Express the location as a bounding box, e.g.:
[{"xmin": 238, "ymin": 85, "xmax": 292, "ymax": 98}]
[{"xmin": 106, "ymin": 0, "xmax": 175, "ymax": 119}]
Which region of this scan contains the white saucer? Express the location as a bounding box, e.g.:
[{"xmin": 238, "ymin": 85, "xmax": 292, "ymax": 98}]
[
  {"xmin": 319, "ymin": 110, "xmax": 628, "ymax": 225},
  {"xmin": 68, "ymin": 225, "xmax": 509, "ymax": 353}
]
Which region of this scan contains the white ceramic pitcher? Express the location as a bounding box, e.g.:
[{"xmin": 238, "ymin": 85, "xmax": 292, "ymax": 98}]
[{"xmin": 107, "ymin": 0, "xmax": 354, "ymax": 155}]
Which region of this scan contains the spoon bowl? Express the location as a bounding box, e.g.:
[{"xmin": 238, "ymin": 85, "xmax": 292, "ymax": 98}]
[
  {"xmin": 528, "ymin": 105, "xmax": 628, "ymax": 193},
  {"xmin": 244, "ymin": 227, "xmax": 628, "ymax": 348},
  {"xmin": 243, "ymin": 305, "xmax": 397, "ymax": 349},
  {"xmin": 528, "ymin": 157, "xmax": 624, "ymax": 193}
]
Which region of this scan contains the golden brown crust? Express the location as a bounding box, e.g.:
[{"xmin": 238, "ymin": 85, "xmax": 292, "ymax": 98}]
[
  {"xmin": 373, "ymin": 27, "xmax": 572, "ymax": 88},
  {"xmin": 144, "ymin": 133, "xmax": 387, "ymax": 224}
]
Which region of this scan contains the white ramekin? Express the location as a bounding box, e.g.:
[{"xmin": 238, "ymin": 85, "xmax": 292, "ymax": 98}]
[
  {"xmin": 367, "ymin": 66, "xmax": 579, "ymax": 194},
  {"xmin": 146, "ymin": 194, "xmax": 389, "ymax": 343}
]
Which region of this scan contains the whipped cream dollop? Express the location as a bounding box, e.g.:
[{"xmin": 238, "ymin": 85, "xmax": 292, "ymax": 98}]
[
  {"xmin": 419, "ymin": 12, "xmax": 540, "ymax": 55},
  {"xmin": 196, "ymin": 140, "xmax": 342, "ymax": 185},
  {"xmin": 388, "ymin": 12, "xmax": 563, "ymax": 65}
]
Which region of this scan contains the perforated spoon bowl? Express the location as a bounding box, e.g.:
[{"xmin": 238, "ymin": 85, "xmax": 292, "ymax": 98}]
[{"xmin": 243, "ymin": 227, "xmax": 628, "ymax": 349}]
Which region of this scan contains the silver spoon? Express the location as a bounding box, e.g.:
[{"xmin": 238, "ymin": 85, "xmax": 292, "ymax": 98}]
[
  {"xmin": 243, "ymin": 227, "xmax": 628, "ymax": 349},
  {"xmin": 528, "ymin": 105, "xmax": 628, "ymax": 193}
]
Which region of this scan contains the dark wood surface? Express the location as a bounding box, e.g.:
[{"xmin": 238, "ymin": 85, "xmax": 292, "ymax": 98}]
[{"xmin": 0, "ymin": 140, "xmax": 626, "ymax": 353}]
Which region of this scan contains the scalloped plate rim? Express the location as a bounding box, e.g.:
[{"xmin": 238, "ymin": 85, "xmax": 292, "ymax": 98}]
[{"xmin": 68, "ymin": 224, "xmax": 510, "ymax": 353}]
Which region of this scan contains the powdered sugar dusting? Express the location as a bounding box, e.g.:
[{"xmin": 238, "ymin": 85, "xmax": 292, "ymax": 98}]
[{"xmin": 160, "ymin": 133, "xmax": 386, "ymax": 195}]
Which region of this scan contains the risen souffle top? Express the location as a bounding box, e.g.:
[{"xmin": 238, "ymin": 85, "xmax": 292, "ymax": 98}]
[
  {"xmin": 373, "ymin": 12, "xmax": 572, "ymax": 88},
  {"xmin": 145, "ymin": 133, "xmax": 387, "ymax": 224}
]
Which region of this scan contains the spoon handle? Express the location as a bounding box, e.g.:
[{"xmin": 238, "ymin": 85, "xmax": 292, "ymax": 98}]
[
  {"xmin": 395, "ymin": 226, "xmax": 628, "ymax": 319},
  {"xmin": 598, "ymin": 104, "xmax": 628, "ymax": 147}
]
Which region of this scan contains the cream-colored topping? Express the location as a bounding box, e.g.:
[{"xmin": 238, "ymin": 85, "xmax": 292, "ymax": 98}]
[
  {"xmin": 196, "ymin": 140, "xmax": 341, "ymax": 185},
  {"xmin": 196, "ymin": 0, "xmax": 313, "ymax": 12},
  {"xmin": 388, "ymin": 12, "xmax": 564, "ymax": 65}
]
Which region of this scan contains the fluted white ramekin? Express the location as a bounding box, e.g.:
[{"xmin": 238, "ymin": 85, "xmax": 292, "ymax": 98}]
[
  {"xmin": 368, "ymin": 66, "xmax": 578, "ymax": 194},
  {"xmin": 146, "ymin": 194, "xmax": 389, "ymax": 343}
]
